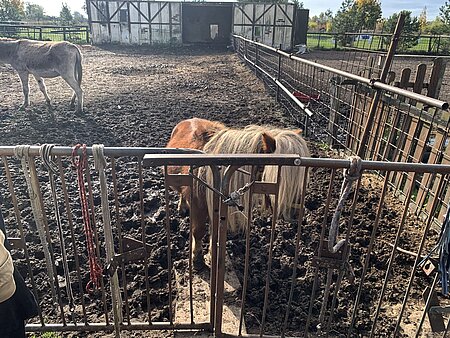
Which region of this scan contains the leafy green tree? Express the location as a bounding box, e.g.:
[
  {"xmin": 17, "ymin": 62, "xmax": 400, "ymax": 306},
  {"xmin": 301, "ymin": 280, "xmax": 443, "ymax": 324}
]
[
  {"xmin": 59, "ymin": 2, "xmax": 73, "ymax": 25},
  {"xmin": 354, "ymin": 0, "xmax": 381, "ymax": 30},
  {"xmin": 25, "ymin": 3, "xmax": 44, "ymax": 22},
  {"xmin": 333, "ymin": 0, "xmax": 358, "ymax": 45},
  {"xmin": 73, "ymin": 11, "xmax": 87, "ymax": 24},
  {"xmin": 0, "ymin": 0, "xmax": 24, "ymax": 21},
  {"xmin": 384, "ymin": 10, "xmax": 420, "ymax": 51},
  {"xmin": 425, "ymin": 17, "xmax": 450, "ymax": 35},
  {"xmin": 440, "ymin": 1, "xmax": 450, "ymax": 25}
]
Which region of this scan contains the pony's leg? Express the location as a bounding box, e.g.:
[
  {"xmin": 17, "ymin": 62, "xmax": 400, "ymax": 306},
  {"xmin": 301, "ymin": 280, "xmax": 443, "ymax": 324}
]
[
  {"xmin": 63, "ymin": 75, "xmax": 83, "ymax": 113},
  {"xmin": 17, "ymin": 71, "xmax": 30, "ymax": 110},
  {"xmin": 177, "ymin": 193, "xmax": 189, "ymax": 217},
  {"xmin": 191, "ymin": 196, "xmax": 207, "ymax": 270},
  {"xmin": 33, "ymin": 75, "xmax": 52, "ymax": 109}
]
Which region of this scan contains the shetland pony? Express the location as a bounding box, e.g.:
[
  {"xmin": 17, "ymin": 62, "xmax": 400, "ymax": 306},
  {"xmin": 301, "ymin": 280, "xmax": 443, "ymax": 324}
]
[
  {"xmin": 166, "ymin": 118, "xmax": 226, "ymax": 214},
  {"xmin": 244, "ymin": 125, "xmax": 311, "ymax": 220},
  {"xmin": 166, "ymin": 118, "xmax": 276, "ymax": 267}
]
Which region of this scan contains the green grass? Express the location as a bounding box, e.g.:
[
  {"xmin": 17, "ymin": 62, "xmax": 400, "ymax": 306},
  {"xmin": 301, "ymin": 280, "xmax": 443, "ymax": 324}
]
[
  {"xmin": 0, "ymin": 27, "xmax": 88, "ymax": 43},
  {"xmin": 306, "ymin": 34, "xmax": 449, "ymax": 54}
]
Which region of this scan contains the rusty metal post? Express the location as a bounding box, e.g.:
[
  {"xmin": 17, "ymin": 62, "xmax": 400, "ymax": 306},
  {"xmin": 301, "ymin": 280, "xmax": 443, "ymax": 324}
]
[{"xmin": 356, "ymin": 13, "xmax": 405, "ymax": 159}]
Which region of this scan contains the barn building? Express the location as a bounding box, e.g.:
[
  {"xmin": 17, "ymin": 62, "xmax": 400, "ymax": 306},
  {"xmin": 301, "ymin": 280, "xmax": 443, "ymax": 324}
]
[{"xmin": 85, "ymin": 1, "xmax": 308, "ymax": 50}]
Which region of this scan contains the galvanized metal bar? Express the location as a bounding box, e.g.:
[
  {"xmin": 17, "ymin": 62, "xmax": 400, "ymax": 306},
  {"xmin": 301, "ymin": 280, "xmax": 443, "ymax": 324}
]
[
  {"xmin": 393, "ymin": 173, "xmax": 448, "ymax": 335},
  {"xmin": 85, "ymin": 156, "xmax": 110, "ymax": 325},
  {"xmin": 0, "ymin": 146, "xmax": 204, "ymax": 157},
  {"xmin": 57, "ymin": 156, "xmax": 88, "ymax": 324},
  {"xmin": 2, "ymin": 156, "xmax": 44, "ymax": 325},
  {"xmin": 143, "ymin": 154, "xmax": 450, "ymax": 174},
  {"xmin": 111, "ymin": 157, "xmax": 131, "ymax": 325},
  {"xmin": 348, "ymin": 173, "xmax": 390, "ymax": 335},
  {"xmin": 163, "ymin": 166, "xmax": 174, "ymax": 325},
  {"xmin": 242, "ymin": 52, "xmax": 313, "ymax": 117},
  {"xmin": 370, "ymin": 171, "xmax": 420, "ymax": 337},
  {"xmin": 232, "ymin": 35, "xmax": 449, "ymax": 110}
]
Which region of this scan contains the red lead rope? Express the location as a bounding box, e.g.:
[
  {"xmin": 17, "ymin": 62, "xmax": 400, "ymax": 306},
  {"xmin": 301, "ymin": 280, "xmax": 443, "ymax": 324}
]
[{"xmin": 72, "ymin": 144, "xmax": 103, "ymax": 292}]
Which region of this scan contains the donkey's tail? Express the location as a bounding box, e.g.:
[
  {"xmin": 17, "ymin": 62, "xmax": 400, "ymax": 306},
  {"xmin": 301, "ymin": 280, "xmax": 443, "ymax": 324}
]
[{"xmin": 74, "ymin": 47, "xmax": 82, "ymax": 86}]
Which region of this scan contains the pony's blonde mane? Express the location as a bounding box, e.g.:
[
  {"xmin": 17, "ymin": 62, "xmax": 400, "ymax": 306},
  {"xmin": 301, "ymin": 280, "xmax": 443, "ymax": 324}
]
[
  {"xmin": 198, "ymin": 127, "xmax": 271, "ymax": 233},
  {"xmin": 244, "ymin": 125, "xmax": 310, "ymax": 220},
  {"xmin": 263, "ymin": 129, "xmax": 310, "ymax": 220}
]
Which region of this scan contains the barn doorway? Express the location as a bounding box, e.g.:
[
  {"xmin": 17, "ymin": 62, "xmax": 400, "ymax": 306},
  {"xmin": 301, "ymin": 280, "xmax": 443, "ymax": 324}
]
[{"xmin": 182, "ymin": 3, "xmax": 233, "ymax": 44}]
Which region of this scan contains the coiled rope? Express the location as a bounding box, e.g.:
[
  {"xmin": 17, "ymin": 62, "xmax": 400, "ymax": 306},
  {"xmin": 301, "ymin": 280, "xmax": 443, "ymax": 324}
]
[
  {"xmin": 14, "ymin": 144, "xmax": 58, "ymax": 303},
  {"xmin": 72, "ymin": 144, "xmax": 102, "ymax": 292},
  {"xmin": 328, "ymin": 156, "xmax": 362, "ymax": 254}
]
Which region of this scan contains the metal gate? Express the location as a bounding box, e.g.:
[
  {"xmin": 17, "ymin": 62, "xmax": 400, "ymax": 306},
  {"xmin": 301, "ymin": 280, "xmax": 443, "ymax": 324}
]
[{"xmin": 2, "ymin": 145, "xmax": 450, "ymax": 336}]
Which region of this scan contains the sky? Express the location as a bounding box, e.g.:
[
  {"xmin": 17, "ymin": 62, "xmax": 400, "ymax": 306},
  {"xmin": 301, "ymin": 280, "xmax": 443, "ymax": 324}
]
[{"xmin": 30, "ymin": 0, "xmax": 442, "ymax": 20}]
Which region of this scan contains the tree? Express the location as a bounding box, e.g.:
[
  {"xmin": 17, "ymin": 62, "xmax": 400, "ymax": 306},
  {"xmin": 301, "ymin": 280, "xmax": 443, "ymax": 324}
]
[
  {"xmin": 440, "ymin": 1, "xmax": 450, "ymax": 25},
  {"xmin": 384, "ymin": 11, "xmax": 420, "ymax": 51},
  {"xmin": 418, "ymin": 6, "xmax": 427, "ymax": 32},
  {"xmin": 73, "ymin": 11, "xmax": 87, "ymax": 24},
  {"xmin": 0, "ymin": 0, "xmax": 24, "ymax": 21},
  {"xmin": 332, "ymin": 0, "xmax": 358, "ymax": 45},
  {"xmin": 424, "ymin": 17, "xmax": 450, "ymax": 35},
  {"xmin": 354, "ymin": 0, "xmax": 381, "ymax": 30},
  {"xmin": 59, "ymin": 2, "xmax": 73, "ymax": 25},
  {"xmin": 309, "ymin": 9, "xmax": 333, "ymax": 32},
  {"xmin": 24, "ymin": 3, "xmax": 44, "ymax": 22}
]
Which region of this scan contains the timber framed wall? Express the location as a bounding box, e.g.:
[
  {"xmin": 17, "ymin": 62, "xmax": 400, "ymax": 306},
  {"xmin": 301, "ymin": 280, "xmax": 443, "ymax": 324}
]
[{"xmin": 86, "ymin": 0, "xmax": 301, "ymax": 48}]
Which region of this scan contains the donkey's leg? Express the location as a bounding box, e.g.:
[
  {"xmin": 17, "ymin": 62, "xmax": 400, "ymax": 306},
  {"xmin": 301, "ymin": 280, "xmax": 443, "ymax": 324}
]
[
  {"xmin": 33, "ymin": 75, "xmax": 52, "ymax": 109},
  {"xmin": 63, "ymin": 75, "xmax": 83, "ymax": 113},
  {"xmin": 17, "ymin": 71, "xmax": 30, "ymax": 110}
]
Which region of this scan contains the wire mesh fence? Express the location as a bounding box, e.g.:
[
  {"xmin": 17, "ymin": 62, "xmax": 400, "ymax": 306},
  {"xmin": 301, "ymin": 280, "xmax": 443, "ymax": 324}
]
[
  {"xmin": 233, "ymin": 34, "xmax": 450, "ymax": 230},
  {"xmin": 0, "ymin": 24, "xmax": 90, "ymax": 44},
  {"xmin": 307, "ymin": 32, "xmax": 450, "ymax": 55}
]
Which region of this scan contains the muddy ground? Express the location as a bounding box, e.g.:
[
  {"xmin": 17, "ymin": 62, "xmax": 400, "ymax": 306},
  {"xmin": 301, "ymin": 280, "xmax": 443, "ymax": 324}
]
[{"xmin": 0, "ymin": 45, "xmax": 444, "ymax": 337}]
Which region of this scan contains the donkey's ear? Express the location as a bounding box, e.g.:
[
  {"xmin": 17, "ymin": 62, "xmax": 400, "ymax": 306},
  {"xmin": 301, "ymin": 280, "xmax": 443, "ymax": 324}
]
[
  {"xmin": 261, "ymin": 132, "xmax": 276, "ymax": 153},
  {"xmin": 294, "ymin": 129, "xmax": 303, "ymax": 135}
]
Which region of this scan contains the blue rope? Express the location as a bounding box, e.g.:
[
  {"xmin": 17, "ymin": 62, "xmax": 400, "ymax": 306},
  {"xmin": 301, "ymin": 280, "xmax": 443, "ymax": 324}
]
[{"xmin": 439, "ymin": 207, "xmax": 450, "ymax": 295}]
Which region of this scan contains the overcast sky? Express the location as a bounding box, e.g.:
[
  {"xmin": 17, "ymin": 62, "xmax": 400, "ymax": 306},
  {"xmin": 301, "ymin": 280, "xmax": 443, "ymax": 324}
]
[{"xmin": 30, "ymin": 0, "xmax": 441, "ymax": 20}]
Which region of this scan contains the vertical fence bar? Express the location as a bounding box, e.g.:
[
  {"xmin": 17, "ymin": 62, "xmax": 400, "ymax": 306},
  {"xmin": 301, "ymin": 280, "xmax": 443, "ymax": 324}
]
[
  {"xmin": 85, "ymin": 157, "xmax": 110, "ymax": 325},
  {"xmin": 57, "ymin": 157, "xmax": 88, "ymax": 324},
  {"xmin": 139, "ymin": 158, "xmax": 152, "ymax": 325},
  {"xmin": 393, "ymin": 174, "xmax": 447, "ymax": 335},
  {"xmin": 259, "ymin": 166, "xmax": 281, "ymax": 336},
  {"xmin": 281, "ymin": 169, "xmax": 309, "ymax": 337},
  {"xmin": 369, "ymin": 171, "xmax": 419, "ymax": 337},
  {"xmin": 238, "ymin": 168, "xmax": 256, "ymax": 336},
  {"xmin": 111, "ymin": 158, "xmax": 131, "ymax": 325},
  {"xmin": 348, "ymin": 173, "xmax": 390, "ymax": 335},
  {"xmin": 163, "ymin": 166, "xmax": 174, "ymax": 325}
]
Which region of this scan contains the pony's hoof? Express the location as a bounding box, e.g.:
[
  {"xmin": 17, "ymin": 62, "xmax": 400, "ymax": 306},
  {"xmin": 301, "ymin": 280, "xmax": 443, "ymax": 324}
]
[
  {"xmin": 179, "ymin": 207, "xmax": 189, "ymax": 217},
  {"xmin": 75, "ymin": 109, "xmax": 84, "ymax": 116},
  {"xmin": 192, "ymin": 255, "xmax": 206, "ymax": 271},
  {"xmin": 19, "ymin": 104, "xmax": 28, "ymax": 111}
]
